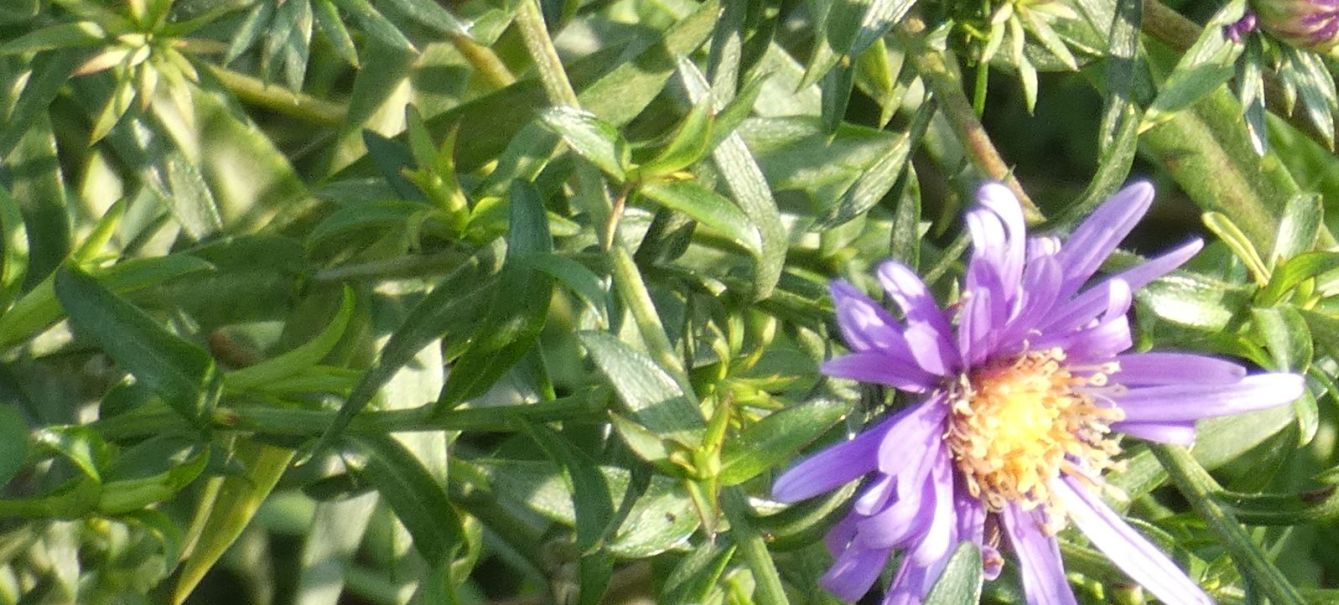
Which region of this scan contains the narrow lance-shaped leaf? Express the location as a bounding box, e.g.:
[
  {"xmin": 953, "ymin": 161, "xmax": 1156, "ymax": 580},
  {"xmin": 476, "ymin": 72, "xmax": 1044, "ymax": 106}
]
[
  {"xmin": 225, "ymin": 286, "xmax": 357, "ymax": 391},
  {"xmin": 1271, "ymin": 193, "xmax": 1322, "ymax": 265},
  {"xmin": 579, "ymin": 331, "xmax": 704, "ymax": 444},
  {"xmin": 539, "ymin": 107, "xmax": 629, "ymax": 181},
  {"xmin": 313, "ymin": 243, "xmax": 502, "ymax": 458},
  {"xmin": 348, "ymin": 434, "xmax": 464, "ymax": 565},
  {"xmin": 436, "ymin": 181, "xmax": 554, "ymax": 408},
  {"xmin": 924, "ymin": 542, "xmax": 984, "ymax": 604},
  {"xmin": 174, "ymin": 442, "xmax": 293, "ymax": 605},
  {"xmin": 814, "ymin": 97, "xmax": 934, "ymax": 228},
  {"xmin": 638, "ymin": 180, "xmax": 762, "ymax": 257},
  {"xmin": 719, "ymin": 397, "xmax": 852, "ymax": 486},
  {"xmin": 519, "ymin": 420, "xmax": 615, "ymax": 552},
  {"xmin": 680, "ymin": 62, "xmax": 786, "ymax": 300},
  {"xmin": 1142, "ymin": 0, "xmax": 1247, "ymax": 126},
  {"xmin": 54, "ymin": 264, "xmax": 220, "ymax": 424}
]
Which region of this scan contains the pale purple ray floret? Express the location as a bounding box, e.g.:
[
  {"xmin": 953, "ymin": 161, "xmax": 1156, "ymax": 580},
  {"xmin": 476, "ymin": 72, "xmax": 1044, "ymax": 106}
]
[{"xmin": 773, "ymin": 182, "xmax": 1306, "ymax": 605}]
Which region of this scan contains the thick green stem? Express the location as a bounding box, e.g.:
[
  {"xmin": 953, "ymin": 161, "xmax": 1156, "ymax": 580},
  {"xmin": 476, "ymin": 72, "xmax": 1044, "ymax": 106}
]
[
  {"xmin": 898, "ymin": 18, "xmax": 1043, "ymax": 223},
  {"xmin": 720, "ymin": 487, "xmax": 788, "ymax": 605},
  {"xmin": 515, "ymin": 0, "xmax": 580, "ymax": 107},
  {"xmin": 1151, "ymin": 445, "xmax": 1306, "ymax": 605},
  {"xmin": 607, "ymin": 246, "xmax": 693, "ymax": 394}
]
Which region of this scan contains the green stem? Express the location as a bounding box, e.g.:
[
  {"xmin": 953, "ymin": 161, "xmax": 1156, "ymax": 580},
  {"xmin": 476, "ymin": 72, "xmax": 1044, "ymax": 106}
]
[
  {"xmin": 204, "ymin": 64, "xmax": 346, "ymax": 126},
  {"xmin": 515, "ymin": 0, "xmax": 580, "ymax": 107},
  {"xmin": 898, "ymin": 18, "xmax": 1043, "ymax": 223},
  {"xmin": 607, "ymin": 245, "xmax": 693, "ymax": 395},
  {"xmin": 720, "ymin": 487, "xmax": 789, "ymax": 605},
  {"xmin": 447, "ymin": 33, "xmax": 517, "ymax": 89},
  {"xmin": 1151, "ymin": 445, "xmax": 1306, "ymax": 605},
  {"xmin": 312, "ymin": 250, "xmax": 470, "ymax": 283},
  {"xmin": 93, "ymin": 391, "xmax": 607, "ymax": 441}
]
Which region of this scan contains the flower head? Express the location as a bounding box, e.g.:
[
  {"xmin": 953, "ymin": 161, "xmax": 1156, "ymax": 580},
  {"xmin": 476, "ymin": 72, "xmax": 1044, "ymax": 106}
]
[
  {"xmin": 1254, "ymin": 0, "xmax": 1339, "ymax": 52},
  {"xmin": 774, "ymin": 183, "xmax": 1305, "ymax": 604}
]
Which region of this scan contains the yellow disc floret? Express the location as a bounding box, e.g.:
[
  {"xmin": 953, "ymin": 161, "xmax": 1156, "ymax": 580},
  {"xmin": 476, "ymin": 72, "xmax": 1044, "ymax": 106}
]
[{"xmin": 945, "ymin": 349, "xmax": 1124, "ymax": 512}]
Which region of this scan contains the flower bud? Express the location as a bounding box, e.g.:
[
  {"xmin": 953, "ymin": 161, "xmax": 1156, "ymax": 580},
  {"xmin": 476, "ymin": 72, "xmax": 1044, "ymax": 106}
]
[{"xmin": 1254, "ymin": 0, "xmax": 1339, "ymax": 52}]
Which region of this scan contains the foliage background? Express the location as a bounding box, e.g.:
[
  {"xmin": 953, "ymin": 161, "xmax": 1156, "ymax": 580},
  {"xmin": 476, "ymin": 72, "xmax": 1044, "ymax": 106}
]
[{"xmin": 0, "ymin": 0, "xmax": 1337, "ymax": 603}]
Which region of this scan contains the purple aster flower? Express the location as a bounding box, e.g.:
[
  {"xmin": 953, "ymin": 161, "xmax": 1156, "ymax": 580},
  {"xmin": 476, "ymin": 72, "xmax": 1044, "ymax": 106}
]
[{"xmin": 773, "ymin": 182, "xmax": 1306, "ymax": 605}]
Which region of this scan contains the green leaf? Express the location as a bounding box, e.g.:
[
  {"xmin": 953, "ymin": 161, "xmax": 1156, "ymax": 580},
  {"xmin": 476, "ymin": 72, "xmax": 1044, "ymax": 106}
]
[
  {"xmin": 305, "ymin": 200, "xmax": 426, "ymax": 248},
  {"xmin": 814, "ymin": 98, "xmax": 932, "ymax": 228},
  {"xmin": 802, "ymin": 0, "xmax": 916, "ymax": 89},
  {"xmin": 0, "ymin": 254, "xmax": 214, "ymax": 351},
  {"xmin": 924, "ymin": 542, "xmax": 984, "ymax": 604},
  {"xmin": 174, "ymin": 442, "xmax": 292, "ymax": 605},
  {"xmin": 539, "ymin": 107, "xmax": 629, "ymax": 181},
  {"xmin": 578, "ymin": 332, "xmax": 704, "ymax": 444},
  {"xmin": 0, "ymin": 21, "xmax": 105, "ymax": 55},
  {"xmin": 661, "ymin": 540, "xmax": 735, "ymax": 604},
  {"xmin": 381, "ymin": 0, "xmax": 469, "ymax": 36},
  {"xmin": 314, "ymin": 243, "xmax": 502, "ymax": 456},
  {"xmin": 437, "ymin": 182, "xmax": 554, "ymax": 408},
  {"xmin": 679, "ymin": 61, "xmax": 785, "ymax": 300},
  {"xmin": 719, "ymin": 397, "xmax": 851, "ymax": 486},
  {"xmin": 639, "ymin": 99, "xmax": 715, "ymax": 178},
  {"xmin": 328, "ymin": 0, "xmax": 416, "ymax": 52},
  {"xmin": 637, "ymin": 180, "xmax": 762, "ymax": 256},
  {"xmin": 518, "ymin": 421, "xmax": 614, "ymax": 552},
  {"xmin": 0, "ymin": 405, "xmax": 27, "ymax": 487},
  {"xmin": 1260, "ymin": 252, "xmax": 1339, "ymax": 306},
  {"xmin": 33, "ymin": 426, "xmax": 107, "ymax": 482},
  {"xmin": 0, "ymin": 184, "xmax": 29, "ymax": 311},
  {"xmin": 313, "ymin": 0, "xmax": 360, "ymax": 67},
  {"xmin": 348, "ymin": 434, "xmax": 463, "ymax": 564},
  {"xmin": 1252, "ymin": 306, "xmax": 1312, "ymax": 372},
  {"xmin": 1136, "ymin": 270, "xmax": 1251, "ymax": 331},
  {"xmin": 1271, "ymin": 193, "xmax": 1322, "ymax": 265},
  {"xmin": 519, "ymin": 253, "xmax": 609, "ymax": 326},
  {"xmin": 225, "ymin": 287, "xmax": 356, "ymax": 391},
  {"xmin": 1142, "ymin": 0, "xmax": 1246, "ymax": 126},
  {"xmin": 1203, "ymin": 211, "xmax": 1270, "ymax": 285},
  {"xmin": 54, "ymin": 264, "xmax": 220, "ymax": 424},
  {"xmin": 720, "ymin": 487, "xmax": 788, "ymax": 605}
]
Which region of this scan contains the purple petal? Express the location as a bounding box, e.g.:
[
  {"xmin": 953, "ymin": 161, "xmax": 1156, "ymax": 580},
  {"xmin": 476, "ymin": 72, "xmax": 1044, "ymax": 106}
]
[
  {"xmin": 856, "ymin": 472, "xmax": 936, "ymax": 548},
  {"xmin": 821, "ymin": 543, "xmax": 892, "ymax": 602},
  {"xmin": 1113, "ymin": 373, "xmax": 1306, "ymax": 422},
  {"xmin": 959, "ymin": 281, "xmax": 996, "ymax": 367},
  {"xmin": 1028, "ymin": 236, "xmax": 1061, "ymax": 261},
  {"xmin": 877, "ymin": 261, "xmax": 959, "ymax": 369},
  {"xmin": 1001, "ymin": 504, "xmax": 1079, "ymax": 605},
  {"xmin": 1111, "ymin": 420, "xmax": 1198, "ymax": 445},
  {"xmin": 998, "ymin": 255, "xmax": 1063, "ymax": 350},
  {"xmin": 910, "ymin": 452, "xmax": 957, "ymax": 565},
  {"xmin": 877, "ymin": 397, "xmax": 949, "ymax": 477},
  {"xmin": 831, "ymin": 281, "xmax": 914, "ymax": 358},
  {"xmin": 1042, "ymin": 239, "xmax": 1202, "ymax": 335},
  {"xmin": 825, "ymin": 513, "xmax": 860, "ymax": 556},
  {"xmin": 882, "ymin": 549, "xmax": 947, "ymax": 605},
  {"xmin": 1113, "ymin": 352, "xmax": 1246, "ymax": 386},
  {"xmin": 773, "ymin": 413, "xmax": 897, "ymax": 503},
  {"xmin": 1056, "ymin": 478, "xmax": 1213, "ymax": 605},
  {"xmin": 1032, "ymin": 285, "xmax": 1133, "ymax": 362},
  {"xmin": 955, "ymin": 488, "xmax": 1002, "ymax": 580},
  {"xmin": 974, "ymin": 183, "xmax": 1027, "ymax": 290},
  {"xmin": 822, "ymin": 352, "xmax": 938, "ymax": 392},
  {"xmin": 1053, "ymin": 182, "xmax": 1155, "ymax": 297},
  {"xmin": 853, "ymin": 473, "xmax": 896, "ymax": 515}
]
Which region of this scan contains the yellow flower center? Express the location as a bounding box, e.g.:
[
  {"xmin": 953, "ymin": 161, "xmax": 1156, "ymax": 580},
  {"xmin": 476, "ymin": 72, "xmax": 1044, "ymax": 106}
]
[{"xmin": 945, "ymin": 349, "xmax": 1124, "ymax": 512}]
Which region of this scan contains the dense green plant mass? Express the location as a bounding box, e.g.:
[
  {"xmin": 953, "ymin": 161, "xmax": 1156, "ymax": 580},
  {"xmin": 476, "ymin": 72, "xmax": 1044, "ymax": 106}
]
[{"xmin": 1, "ymin": 0, "xmax": 1338, "ymax": 603}]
